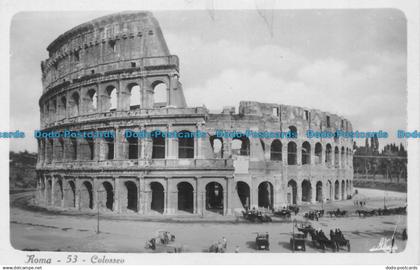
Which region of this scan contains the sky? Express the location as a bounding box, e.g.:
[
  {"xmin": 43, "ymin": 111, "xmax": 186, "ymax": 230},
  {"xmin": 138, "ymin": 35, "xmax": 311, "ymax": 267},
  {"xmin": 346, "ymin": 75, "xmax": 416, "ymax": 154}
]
[{"xmin": 9, "ymin": 9, "xmax": 407, "ymax": 152}]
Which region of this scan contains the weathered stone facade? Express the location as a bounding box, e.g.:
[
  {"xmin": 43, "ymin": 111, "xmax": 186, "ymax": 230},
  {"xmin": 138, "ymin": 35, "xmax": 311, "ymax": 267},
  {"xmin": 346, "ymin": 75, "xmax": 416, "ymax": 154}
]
[{"xmin": 36, "ymin": 11, "xmax": 354, "ymax": 216}]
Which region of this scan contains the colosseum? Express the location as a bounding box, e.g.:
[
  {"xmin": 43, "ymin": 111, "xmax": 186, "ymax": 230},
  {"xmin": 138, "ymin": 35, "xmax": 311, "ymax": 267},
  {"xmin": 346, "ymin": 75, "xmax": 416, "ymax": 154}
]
[{"xmin": 35, "ymin": 11, "xmax": 354, "ymax": 216}]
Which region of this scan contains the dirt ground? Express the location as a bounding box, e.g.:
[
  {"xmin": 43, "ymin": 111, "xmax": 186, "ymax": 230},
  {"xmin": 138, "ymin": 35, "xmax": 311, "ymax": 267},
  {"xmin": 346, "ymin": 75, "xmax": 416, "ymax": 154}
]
[{"xmin": 9, "ymin": 188, "xmax": 408, "ymax": 253}]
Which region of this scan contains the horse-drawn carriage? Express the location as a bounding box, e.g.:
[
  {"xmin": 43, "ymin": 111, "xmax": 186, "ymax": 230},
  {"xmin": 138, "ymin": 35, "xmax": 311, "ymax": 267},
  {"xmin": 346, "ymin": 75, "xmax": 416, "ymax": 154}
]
[
  {"xmin": 327, "ymin": 209, "xmax": 347, "ymax": 217},
  {"xmin": 273, "ymin": 209, "xmax": 292, "ymax": 219},
  {"xmin": 290, "ymin": 232, "xmax": 306, "ymax": 251},
  {"xmin": 255, "ymin": 233, "xmax": 270, "ymax": 250},
  {"xmin": 242, "ymin": 210, "xmax": 272, "ymax": 223},
  {"xmin": 308, "ymin": 230, "xmax": 338, "ymax": 252},
  {"xmin": 304, "ymin": 210, "xmax": 324, "ymax": 220}
]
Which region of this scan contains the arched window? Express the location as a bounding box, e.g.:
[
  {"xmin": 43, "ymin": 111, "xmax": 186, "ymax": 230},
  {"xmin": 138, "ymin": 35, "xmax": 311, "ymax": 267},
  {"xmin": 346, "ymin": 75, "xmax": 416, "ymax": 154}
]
[
  {"xmin": 334, "ymin": 146, "xmax": 339, "ymax": 168},
  {"xmin": 178, "ymin": 130, "xmax": 194, "ymax": 159},
  {"xmin": 232, "ymin": 135, "xmax": 250, "ymax": 156},
  {"xmin": 87, "ymin": 89, "xmax": 97, "ymax": 110},
  {"xmin": 210, "ymin": 136, "xmax": 223, "ymax": 158},
  {"xmin": 270, "ymin": 139, "xmax": 282, "ymax": 161},
  {"xmin": 71, "ymin": 92, "xmax": 80, "ymax": 116},
  {"xmin": 60, "ymin": 96, "xmax": 67, "ymax": 117},
  {"xmin": 152, "ymin": 130, "xmax": 165, "ymax": 159},
  {"xmin": 302, "ymin": 141, "xmax": 311, "ymax": 165},
  {"xmin": 288, "ymin": 126, "xmax": 298, "ymax": 138},
  {"xmin": 128, "ymin": 84, "xmax": 141, "ymax": 110},
  {"xmin": 325, "ymin": 144, "xmax": 332, "ymax": 165},
  {"xmin": 105, "ymin": 136, "xmax": 114, "ymax": 160},
  {"xmin": 341, "ymin": 146, "xmax": 345, "ymax": 168},
  {"xmin": 315, "ymin": 143, "xmax": 322, "ymax": 164},
  {"xmin": 152, "ymin": 82, "xmax": 167, "ymax": 108},
  {"xmin": 127, "ymin": 136, "xmax": 138, "ymax": 159},
  {"xmin": 106, "ymin": 86, "xmax": 117, "ymax": 111},
  {"xmin": 70, "ymin": 138, "xmax": 77, "ymax": 160},
  {"xmin": 287, "ymin": 142, "xmax": 297, "ymax": 165}
]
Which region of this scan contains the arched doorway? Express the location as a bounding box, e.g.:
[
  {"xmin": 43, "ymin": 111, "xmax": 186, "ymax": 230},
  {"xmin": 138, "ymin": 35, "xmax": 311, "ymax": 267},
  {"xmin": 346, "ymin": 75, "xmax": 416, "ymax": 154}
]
[
  {"xmin": 64, "ymin": 181, "xmax": 76, "ymax": 208},
  {"xmin": 287, "ymin": 180, "xmax": 298, "ymax": 205},
  {"xmin": 301, "ymin": 180, "xmax": 312, "ymax": 202},
  {"xmin": 177, "ymin": 182, "xmax": 194, "ymax": 213},
  {"xmin": 236, "ymin": 181, "xmax": 250, "ymax": 209},
  {"xmin": 206, "ymin": 182, "xmax": 224, "ymax": 214},
  {"xmin": 334, "ymin": 180, "xmax": 340, "ymax": 200},
  {"xmin": 258, "ymin": 181, "xmax": 273, "ymax": 209},
  {"xmin": 125, "ymin": 181, "xmax": 138, "ymax": 212},
  {"xmin": 99, "ymin": 182, "xmax": 114, "ymax": 211},
  {"xmin": 150, "ymin": 182, "xmax": 164, "ymax": 213},
  {"xmin": 80, "ymin": 181, "xmax": 93, "ymax": 209},
  {"xmin": 316, "ymin": 181, "xmax": 323, "ymax": 202}
]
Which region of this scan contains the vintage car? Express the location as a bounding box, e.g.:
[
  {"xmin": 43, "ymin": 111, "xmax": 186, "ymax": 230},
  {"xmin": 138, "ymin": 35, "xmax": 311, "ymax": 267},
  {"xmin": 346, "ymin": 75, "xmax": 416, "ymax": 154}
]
[
  {"xmin": 290, "ymin": 232, "xmax": 306, "ymax": 251},
  {"xmin": 255, "ymin": 233, "xmax": 270, "ymax": 250}
]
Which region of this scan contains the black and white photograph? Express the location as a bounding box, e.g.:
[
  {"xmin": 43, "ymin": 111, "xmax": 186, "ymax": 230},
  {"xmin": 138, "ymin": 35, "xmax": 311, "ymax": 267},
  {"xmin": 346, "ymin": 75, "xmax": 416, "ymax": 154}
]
[{"xmin": 1, "ymin": 0, "xmax": 419, "ymax": 267}]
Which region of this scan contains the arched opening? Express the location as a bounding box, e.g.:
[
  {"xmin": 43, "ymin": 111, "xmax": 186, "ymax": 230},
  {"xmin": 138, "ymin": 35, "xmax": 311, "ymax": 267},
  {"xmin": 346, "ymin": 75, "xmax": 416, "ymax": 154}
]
[
  {"xmin": 152, "ymin": 130, "xmax": 165, "ymax": 159},
  {"xmin": 236, "ymin": 181, "xmax": 250, "ymax": 209},
  {"xmin": 301, "ymin": 180, "xmax": 312, "ymax": 202},
  {"xmin": 70, "ymin": 138, "xmax": 77, "ymax": 160},
  {"xmin": 232, "ymin": 136, "xmax": 250, "ymax": 156},
  {"xmin": 150, "ymin": 182, "xmax": 164, "ymax": 213},
  {"xmin": 341, "ymin": 180, "xmax": 346, "ymax": 200},
  {"xmin": 129, "ymin": 84, "xmax": 141, "ymax": 110},
  {"xmin": 71, "ymin": 92, "xmax": 80, "ymax": 116},
  {"xmin": 125, "ymin": 181, "xmax": 138, "ymax": 212},
  {"xmin": 53, "ymin": 179, "xmax": 63, "ymax": 207},
  {"xmin": 258, "ymin": 181, "xmax": 273, "ymax": 209},
  {"xmin": 287, "ymin": 180, "xmax": 298, "ymax": 205},
  {"xmin": 334, "ymin": 180, "xmax": 340, "ymax": 200},
  {"xmin": 288, "ymin": 125, "xmax": 298, "ymax": 138},
  {"xmin": 177, "ymin": 182, "xmax": 194, "ymax": 213},
  {"xmin": 178, "ymin": 130, "xmax": 194, "ymax": 158},
  {"xmin": 60, "ymin": 96, "xmax": 67, "ymax": 118},
  {"xmin": 206, "ymin": 182, "xmax": 224, "ymax": 214},
  {"xmin": 334, "ymin": 146, "xmax": 339, "ymax": 168},
  {"xmin": 87, "ymin": 89, "xmax": 97, "ymax": 111},
  {"xmin": 270, "ymin": 139, "xmax": 282, "ymax": 161},
  {"xmin": 152, "ymin": 82, "xmax": 167, "ymax": 107},
  {"xmin": 80, "ymin": 181, "xmax": 93, "ymax": 209},
  {"xmin": 302, "ymin": 141, "xmax": 311, "ymax": 165},
  {"xmin": 64, "ymin": 181, "xmax": 76, "ymax": 208},
  {"xmin": 325, "ymin": 144, "xmax": 332, "ymax": 165},
  {"xmin": 341, "ymin": 146, "xmax": 345, "ymax": 168},
  {"xmin": 99, "ymin": 182, "xmax": 114, "ymax": 211},
  {"xmin": 106, "ymin": 86, "xmax": 117, "ymax": 111},
  {"xmin": 316, "ymin": 181, "xmax": 323, "ymax": 202},
  {"xmin": 315, "ymin": 143, "xmax": 322, "ymax": 164},
  {"xmin": 46, "ymin": 139, "xmax": 53, "ymax": 164},
  {"xmin": 58, "ymin": 138, "xmax": 64, "ymax": 161},
  {"xmin": 287, "ymin": 142, "xmax": 297, "ymax": 165},
  {"xmin": 104, "ymin": 136, "xmax": 114, "ymax": 160},
  {"xmin": 327, "ymin": 180, "xmax": 333, "ymax": 201},
  {"xmin": 210, "ymin": 136, "xmax": 223, "ymax": 158},
  {"xmin": 127, "ymin": 137, "xmax": 138, "ymax": 159}
]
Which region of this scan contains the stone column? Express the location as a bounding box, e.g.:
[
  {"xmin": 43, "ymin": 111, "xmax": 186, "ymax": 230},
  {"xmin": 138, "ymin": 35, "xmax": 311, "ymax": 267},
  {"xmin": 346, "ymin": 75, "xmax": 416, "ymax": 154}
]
[
  {"xmin": 75, "ymin": 178, "xmax": 80, "ymax": 210},
  {"xmin": 164, "ymin": 178, "xmax": 169, "ymax": 214},
  {"xmin": 114, "ymin": 178, "xmax": 120, "ymax": 213},
  {"xmin": 296, "ymin": 142, "xmax": 302, "ymax": 165},
  {"xmin": 51, "ymin": 177, "xmax": 55, "ymax": 207},
  {"xmin": 296, "ymin": 180, "xmax": 301, "ymax": 204},
  {"xmin": 282, "ymin": 143, "xmax": 288, "ymax": 165},
  {"xmin": 311, "ymin": 181, "xmax": 316, "ymax": 203}
]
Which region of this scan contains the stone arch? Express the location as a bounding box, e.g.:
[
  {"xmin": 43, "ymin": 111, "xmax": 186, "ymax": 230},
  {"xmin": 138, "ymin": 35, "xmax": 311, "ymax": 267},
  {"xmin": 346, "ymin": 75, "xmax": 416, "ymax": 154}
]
[
  {"xmin": 205, "ymin": 182, "xmax": 224, "ymax": 214},
  {"xmin": 53, "ymin": 178, "xmax": 63, "ymax": 207},
  {"xmin": 128, "ymin": 83, "xmax": 141, "ymax": 110},
  {"xmin": 64, "ymin": 180, "xmax": 76, "ymax": 208},
  {"xmin": 177, "ymin": 182, "xmax": 194, "ymax": 213},
  {"xmin": 151, "ymin": 130, "xmax": 165, "ymax": 159},
  {"xmin": 178, "ymin": 130, "xmax": 194, "ymax": 159},
  {"xmin": 99, "ymin": 181, "xmax": 114, "ymax": 211},
  {"xmin": 232, "ymin": 135, "xmax": 250, "ymax": 156},
  {"xmin": 334, "ymin": 180, "xmax": 340, "ymax": 200},
  {"xmin": 315, "ymin": 142, "xmax": 322, "ymax": 164},
  {"xmin": 57, "ymin": 138, "xmax": 65, "ymax": 161},
  {"xmin": 127, "ymin": 136, "xmax": 138, "ymax": 159},
  {"xmin": 301, "ymin": 180, "xmax": 312, "ymax": 202},
  {"xmin": 80, "ymin": 181, "xmax": 93, "ymax": 209},
  {"xmin": 46, "ymin": 139, "xmax": 53, "ymax": 163},
  {"xmin": 150, "ymin": 182, "xmax": 164, "ymax": 213},
  {"xmin": 60, "ymin": 96, "xmax": 67, "ymax": 118},
  {"xmin": 288, "ymin": 125, "xmax": 298, "ymax": 138},
  {"xmin": 341, "ymin": 146, "xmax": 345, "ymax": 168},
  {"xmin": 87, "ymin": 89, "xmax": 97, "ymax": 111},
  {"xmin": 151, "ymin": 80, "xmax": 167, "ymax": 107},
  {"xmin": 302, "ymin": 141, "xmax": 311, "ymax": 165},
  {"xmin": 105, "ymin": 85, "xmax": 118, "ymax": 111},
  {"xmin": 287, "ymin": 179, "xmax": 298, "ymax": 205},
  {"xmin": 270, "ymin": 139, "xmax": 282, "ymax": 161},
  {"xmin": 316, "ymin": 181, "xmax": 323, "ymax": 202},
  {"xmin": 341, "ymin": 179, "xmax": 346, "ymax": 200},
  {"xmin": 124, "ymin": 181, "xmax": 138, "ymax": 212},
  {"xmin": 258, "ymin": 181, "xmax": 274, "ymax": 209},
  {"xmin": 287, "ymin": 142, "xmax": 297, "ymax": 165},
  {"xmin": 104, "ymin": 136, "xmax": 114, "ymax": 160},
  {"xmin": 325, "ymin": 143, "xmax": 332, "ymax": 165},
  {"xmin": 334, "ymin": 146, "xmax": 339, "ymax": 168},
  {"xmin": 209, "ymin": 135, "xmax": 223, "ymax": 158},
  {"xmin": 70, "ymin": 138, "xmax": 77, "ymax": 160},
  {"xmin": 236, "ymin": 181, "xmax": 250, "ymax": 209},
  {"xmin": 327, "ymin": 180, "xmax": 333, "ymax": 201}
]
